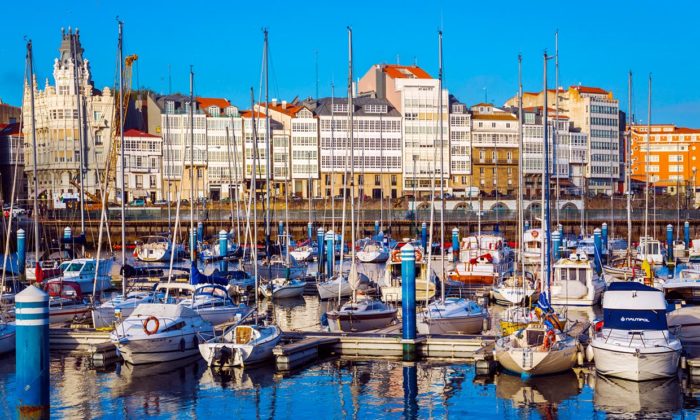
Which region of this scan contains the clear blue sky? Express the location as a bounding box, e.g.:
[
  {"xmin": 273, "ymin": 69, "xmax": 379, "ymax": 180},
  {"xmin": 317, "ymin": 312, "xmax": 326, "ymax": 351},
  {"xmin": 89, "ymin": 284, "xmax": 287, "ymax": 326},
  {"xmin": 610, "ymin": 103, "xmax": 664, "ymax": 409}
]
[{"xmin": 1, "ymin": 0, "xmax": 698, "ymax": 126}]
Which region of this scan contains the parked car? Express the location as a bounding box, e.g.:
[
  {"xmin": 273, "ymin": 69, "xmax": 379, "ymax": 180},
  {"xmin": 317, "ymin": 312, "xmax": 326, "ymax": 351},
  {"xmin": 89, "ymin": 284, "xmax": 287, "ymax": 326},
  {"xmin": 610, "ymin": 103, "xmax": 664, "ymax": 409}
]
[
  {"xmin": 153, "ymin": 200, "xmax": 168, "ymax": 206},
  {"xmin": 128, "ymin": 198, "xmax": 146, "ymax": 207}
]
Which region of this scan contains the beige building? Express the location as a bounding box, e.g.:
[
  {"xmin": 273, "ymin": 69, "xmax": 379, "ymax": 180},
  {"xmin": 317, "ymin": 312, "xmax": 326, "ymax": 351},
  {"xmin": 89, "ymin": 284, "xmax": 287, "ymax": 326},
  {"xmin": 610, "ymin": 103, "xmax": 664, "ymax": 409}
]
[
  {"xmin": 22, "ymin": 28, "xmax": 115, "ymax": 208},
  {"xmin": 470, "ymin": 104, "xmax": 518, "ymax": 195}
]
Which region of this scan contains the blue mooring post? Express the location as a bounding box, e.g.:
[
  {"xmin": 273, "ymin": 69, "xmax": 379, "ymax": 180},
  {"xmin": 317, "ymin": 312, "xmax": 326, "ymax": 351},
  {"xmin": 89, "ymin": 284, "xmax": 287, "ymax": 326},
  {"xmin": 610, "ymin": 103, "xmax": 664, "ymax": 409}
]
[
  {"xmin": 685, "ymin": 221, "xmax": 691, "ymax": 250},
  {"xmin": 16, "ymin": 286, "xmax": 50, "ymax": 417},
  {"xmin": 63, "ymin": 226, "xmax": 72, "ymax": 250},
  {"xmin": 452, "ymin": 227, "xmax": 459, "ymax": 262},
  {"xmin": 278, "ymin": 220, "xmax": 284, "ymax": 239},
  {"xmin": 307, "ymin": 222, "xmax": 313, "ymax": 245},
  {"xmin": 401, "ymin": 243, "xmax": 416, "ymax": 361},
  {"xmin": 325, "ymin": 230, "xmax": 334, "ymax": 277},
  {"xmin": 317, "ymin": 228, "xmax": 325, "ymax": 276},
  {"xmin": 17, "ymin": 228, "xmax": 26, "ymax": 275},
  {"xmin": 219, "ymin": 230, "xmax": 228, "ymax": 272},
  {"xmin": 374, "ymin": 220, "xmax": 380, "ymax": 238},
  {"xmin": 191, "ymin": 229, "xmax": 197, "ymax": 259},
  {"xmin": 524, "ymin": 219, "xmax": 530, "ymax": 233},
  {"xmin": 552, "ymin": 230, "xmax": 562, "ymax": 261},
  {"xmin": 593, "ymin": 228, "xmax": 602, "ymax": 274},
  {"xmin": 558, "ymin": 224, "xmax": 564, "ymax": 239},
  {"xmin": 601, "ymin": 223, "xmax": 608, "ymax": 255},
  {"xmin": 421, "ymin": 222, "xmax": 427, "ymax": 251},
  {"xmin": 197, "ymin": 221, "xmax": 204, "ymax": 244},
  {"xmin": 667, "ymin": 224, "xmax": 674, "ymax": 262}
]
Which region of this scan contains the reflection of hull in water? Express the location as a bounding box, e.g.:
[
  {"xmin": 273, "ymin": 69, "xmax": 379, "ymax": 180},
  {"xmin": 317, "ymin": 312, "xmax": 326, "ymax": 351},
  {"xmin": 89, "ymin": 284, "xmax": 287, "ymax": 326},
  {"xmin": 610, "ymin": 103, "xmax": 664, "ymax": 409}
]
[
  {"xmin": 593, "ymin": 374, "xmax": 681, "ymax": 417},
  {"xmin": 200, "ymin": 364, "xmax": 277, "ymax": 390},
  {"xmin": 495, "ymin": 370, "xmax": 580, "ymax": 406},
  {"xmin": 112, "ymin": 355, "xmax": 204, "ymax": 399}
]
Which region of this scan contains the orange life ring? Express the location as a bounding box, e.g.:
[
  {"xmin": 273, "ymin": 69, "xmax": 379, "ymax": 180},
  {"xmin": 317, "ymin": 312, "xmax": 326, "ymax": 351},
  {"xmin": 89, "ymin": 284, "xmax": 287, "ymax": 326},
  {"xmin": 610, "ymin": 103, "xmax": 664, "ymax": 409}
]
[
  {"xmin": 543, "ymin": 330, "xmax": 556, "ymax": 349},
  {"xmin": 415, "ymin": 249, "xmax": 423, "ymax": 262},
  {"xmin": 532, "ymin": 230, "xmax": 539, "ymax": 238},
  {"xmin": 143, "ymin": 316, "xmax": 160, "ymax": 336},
  {"xmin": 391, "ymin": 249, "xmax": 401, "ymax": 263}
]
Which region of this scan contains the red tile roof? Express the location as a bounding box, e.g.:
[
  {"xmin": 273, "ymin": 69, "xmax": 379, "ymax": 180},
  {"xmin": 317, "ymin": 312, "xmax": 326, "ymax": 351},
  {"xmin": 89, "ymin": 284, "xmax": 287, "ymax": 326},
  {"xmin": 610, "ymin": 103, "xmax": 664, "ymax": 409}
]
[
  {"xmin": 382, "ymin": 65, "xmax": 432, "ymax": 80},
  {"xmin": 259, "ymin": 102, "xmax": 304, "ymax": 117},
  {"xmin": 124, "ymin": 128, "xmax": 160, "ymax": 138},
  {"xmin": 570, "ymin": 85, "xmax": 608, "ymax": 95},
  {"xmin": 0, "ymin": 123, "xmax": 22, "ymax": 136},
  {"xmin": 197, "ymin": 97, "xmax": 230, "ymax": 110},
  {"xmin": 240, "ymin": 110, "xmax": 266, "ymax": 118}
]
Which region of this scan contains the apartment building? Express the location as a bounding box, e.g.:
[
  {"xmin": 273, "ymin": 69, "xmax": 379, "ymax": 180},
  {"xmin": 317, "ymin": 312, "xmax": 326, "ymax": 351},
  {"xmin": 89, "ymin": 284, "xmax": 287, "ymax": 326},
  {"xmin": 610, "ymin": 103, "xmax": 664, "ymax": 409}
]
[
  {"xmin": 470, "ymin": 104, "xmax": 518, "ymax": 195},
  {"xmin": 117, "ymin": 129, "xmax": 162, "ymax": 203}
]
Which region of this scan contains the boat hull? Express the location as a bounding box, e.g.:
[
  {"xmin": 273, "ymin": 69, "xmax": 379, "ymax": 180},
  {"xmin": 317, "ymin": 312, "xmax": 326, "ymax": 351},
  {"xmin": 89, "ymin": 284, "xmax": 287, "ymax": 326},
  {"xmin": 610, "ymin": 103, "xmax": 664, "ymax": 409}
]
[
  {"xmin": 115, "ymin": 332, "xmax": 202, "ymax": 365},
  {"xmin": 492, "ymin": 287, "xmax": 538, "ymax": 306},
  {"xmin": 50, "ymin": 304, "xmax": 91, "ymax": 324},
  {"xmin": 0, "ymin": 324, "xmax": 15, "ymax": 354},
  {"xmin": 495, "ymin": 343, "xmax": 578, "ymax": 376},
  {"xmin": 591, "ymin": 343, "xmax": 680, "ymax": 381},
  {"xmin": 317, "ymin": 279, "xmax": 353, "ymax": 300},
  {"xmin": 357, "ymin": 251, "xmax": 389, "ymax": 263},
  {"xmin": 327, "ymin": 311, "xmax": 396, "ymax": 333},
  {"xmin": 199, "ymin": 334, "xmax": 281, "ymax": 367},
  {"xmin": 417, "ymin": 314, "xmax": 484, "ymax": 335}
]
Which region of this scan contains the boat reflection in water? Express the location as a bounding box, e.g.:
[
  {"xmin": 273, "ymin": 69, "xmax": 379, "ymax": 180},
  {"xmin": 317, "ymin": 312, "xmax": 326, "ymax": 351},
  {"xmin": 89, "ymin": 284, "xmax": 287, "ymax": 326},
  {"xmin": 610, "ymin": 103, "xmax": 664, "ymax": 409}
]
[
  {"xmin": 495, "ymin": 371, "xmax": 581, "ymax": 417},
  {"xmin": 200, "ymin": 364, "xmax": 277, "ymax": 390},
  {"xmin": 592, "ymin": 374, "xmax": 682, "ymax": 418}
]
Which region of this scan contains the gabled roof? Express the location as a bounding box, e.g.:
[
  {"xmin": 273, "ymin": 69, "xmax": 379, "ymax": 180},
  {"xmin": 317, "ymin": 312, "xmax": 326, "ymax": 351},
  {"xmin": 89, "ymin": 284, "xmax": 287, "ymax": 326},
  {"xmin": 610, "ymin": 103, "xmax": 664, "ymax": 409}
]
[
  {"xmin": 472, "ymin": 102, "xmax": 493, "ymax": 108},
  {"xmin": 124, "ymin": 128, "xmax": 160, "ymax": 139},
  {"xmin": 382, "ymin": 64, "xmax": 432, "ymax": 80},
  {"xmin": 240, "ymin": 110, "xmax": 266, "ymax": 119},
  {"xmin": 197, "ymin": 97, "xmax": 230, "ymax": 110},
  {"xmin": 258, "ymin": 102, "xmax": 306, "ymax": 117},
  {"xmin": 570, "ymin": 85, "xmax": 608, "ymax": 95}
]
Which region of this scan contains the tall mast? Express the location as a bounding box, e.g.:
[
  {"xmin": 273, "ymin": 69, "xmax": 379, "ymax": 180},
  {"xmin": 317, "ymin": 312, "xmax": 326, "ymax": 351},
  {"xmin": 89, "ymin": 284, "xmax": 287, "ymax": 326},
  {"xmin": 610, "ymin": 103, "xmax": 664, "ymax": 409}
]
[
  {"xmin": 71, "ymin": 33, "xmax": 86, "ymax": 255},
  {"xmin": 189, "ymin": 66, "xmax": 195, "ymax": 261},
  {"xmin": 626, "ymin": 71, "xmax": 633, "ymax": 265},
  {"xmin": 543, "ymin": 52, "xmax": 551, "ymax": 298},
  {"xmin": 518, "ymin": 54, "xmax": 524, "ymax": 276},
  {"xmin": 27, "ymin": 41, "xmax": 40, "ymax": 265},
  {"xmin": 250, "ymin": 88, "xmax": 259, "ymax": 316},
  {"xmin": 118, "ymin": 21, "xmax": 126, "ymax": 297},
  {"xmin": 438, "ymin": 30, "xmax": 446, "ymax": 299},
  {"xmin": 554, "ymin": 30, "xmax": 559, "ymax": 225},
  {"xmin": 644, "ymin": 75, "xmax": 651, "ymax": 245},
  {"xmin": 331, "ymin": 84, "xmax": 336, "ymax": 233},
  {"xmin": 347, "ymin": 27, "xmax": 357, "ymax": 293},
  {"xmin": 264, "ymin": 29, "xmax": 271, "ymax": 263}
]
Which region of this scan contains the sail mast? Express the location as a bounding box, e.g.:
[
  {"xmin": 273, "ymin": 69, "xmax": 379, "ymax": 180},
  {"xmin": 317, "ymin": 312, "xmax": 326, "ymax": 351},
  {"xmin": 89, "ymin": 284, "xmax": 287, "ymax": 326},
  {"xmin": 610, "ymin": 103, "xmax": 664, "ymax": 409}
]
[
  {"xmin": 543, "ymin": 52, "xmax": 551, "ymax": 298},
  {"xmin": 28, "ymin": 40, "xmax": 40, "ymax": 268},
  {"xmin": 189, "ymin": 66, "xmax": 195, "ymax": 261},
  {"xmin": 438, "ymin": 30, "xmax": 446, "ymax": 301},
  {"xmin": 264, "ymin": 29, "xmax": 271, "ymax": 265},
  {"xmin": 644, "ymin": 75, "xmax": 651, "ymax": 245},
  {"xmin": 71, "ymin": 33, "xmax": 86, "ymax": 255},
  {"xmin": 554, "ymin": 31, "xmax": 560, "ymax": 225},
  {"xmin": 347, "ymin": 26, "xmax": 357, "ymax": 297},
  {"xmin": 518, "ymin": 55, "xmax": 524, "ymax": 277},
  {"xmin": 118, "ymin": 21, "xmax": 126, "ymax": 297},
  {"xmin": 626, "ymin": 71, "xmax": 633, "ymax": 265}
]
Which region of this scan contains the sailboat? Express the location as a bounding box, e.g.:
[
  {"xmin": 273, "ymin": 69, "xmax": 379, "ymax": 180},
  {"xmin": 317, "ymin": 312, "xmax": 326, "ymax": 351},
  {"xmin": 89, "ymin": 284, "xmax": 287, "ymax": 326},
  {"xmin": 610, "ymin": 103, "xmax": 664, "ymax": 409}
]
[
  {"xmin": 135, "ymin": 235, "xmax": 183, "ymax": 262},
  {"xmin": 416, "ymin": 31, "xmax": 487, "ymax": 335},
  {"xmin": 495, "ymin": 53, "xmax": 578, "ymax": 376},
  {"xmin": 325, "ymin": 27, "xmax": 397, "ymax": 333},
  {"xmin": 198, "ymin": 37, "xmax": 281, "ymax": 366}
]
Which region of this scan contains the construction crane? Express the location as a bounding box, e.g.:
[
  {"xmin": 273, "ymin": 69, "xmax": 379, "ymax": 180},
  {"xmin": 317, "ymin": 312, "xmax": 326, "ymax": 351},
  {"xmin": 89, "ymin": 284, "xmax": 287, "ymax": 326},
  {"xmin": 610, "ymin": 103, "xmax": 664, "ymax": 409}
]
[{"xmin": 104, "ymin": 53, "xmax": 138, "ymax": 197}]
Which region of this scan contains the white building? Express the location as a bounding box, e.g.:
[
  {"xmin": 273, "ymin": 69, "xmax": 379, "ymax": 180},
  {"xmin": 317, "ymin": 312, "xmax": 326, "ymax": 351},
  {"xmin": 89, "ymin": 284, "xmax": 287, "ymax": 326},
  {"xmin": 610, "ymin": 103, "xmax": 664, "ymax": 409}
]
[
  {"xmin": 117, "ymin": 129, "xmax": 162, "ymax": 202},
  {"xmin": 448, "ymin": 97, "xmax": 472, "ymax": 194},
  {"xmin": 312, "ymin": 96, "xmax": 402, "ymax": 199},
  {"xmin": 22, "ymin": 28, "xmax": 115, "ymax": 208},
  {"xmin": 358, "ymin": 64, "xmax": 449, "ymax": 194}
]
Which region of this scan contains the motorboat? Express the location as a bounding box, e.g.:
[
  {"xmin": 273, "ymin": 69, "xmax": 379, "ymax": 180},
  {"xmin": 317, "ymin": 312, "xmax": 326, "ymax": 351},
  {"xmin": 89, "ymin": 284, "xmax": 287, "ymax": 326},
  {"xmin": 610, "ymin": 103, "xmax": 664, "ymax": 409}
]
[
  {"xmin": 550, "ymin": 253, "xmax": 605, "ymax": 306},
  {"xmin": 522, "ymin": 229, "xmax": 543, "ymax": 266},
  {"xmin": 416, "ymin": 297, "xmax": 487, "ymax": 335},
  {"xmin": 259, "ymin": 278, "xmax": 307, "ymax": 300},
  {"xmin": 199, "ymin": 322, "xmax": 281, "ymax": 367},
  {"xmin": 356, "ymin": 240, "xmax": 390, "ymax": 263},
  {"xmin": 326, "ymin": 298, "xmax": 397, "ymax": 332},
  {"xmin": 448, "ymin": 254, "xmax": 501, "ymax": 285},
  {"xmin": 110, "ymin": 303, "xmax": 214, "ymax": 365},
  {"xmin": 43, "ymin": 281, "xmax": 91, "ymax": 324},
  {"xmin": 199, "ymin": 233, "xmax": 240, "ymax": 262},
  {"xmin": 58, "ymin": 258, "xmax": 113, "ymax": 294},
  {"xmin": 179, "ymin": 284, "xmax": 251, "ymax": 326},
  {"xmin": 663, "ymin": 267, "xmax": 700, "ymax": 302},
  {"xmin": 92, "ymin": 290, "xmax": 162, "ymax": 329},
  {"xmin": 667, "ymin": 305, "xmax": 700, "ymax": 358},
  {"xmin": 289, "ymin": 242, "xmax": 316, "ymax": 263},
  {"xmin": 635, "ymin": 237, "xmax": 664, "ymax": 266},
  {"xmin": 25, "ymin": 250, "xmax": 70, "ymax": 282},
  {"xmin": 135, "ymin": 236, "xmax": 183, "ymax": 263},
  {"xmin": 492, "ymin": 270, "xmax": 538, "ymax": 306},
  {"xmin": 380, "ymin": 242, "xmax": 436, "ymax": 302},
  {"xmin": 589, "ymin": 282, "xmax": 681, "ymax": 381},
  {"xmin": 316, "ymin": 271, "xmax": 370, "ymax": 300},
  {"xmin": 495, "ymin": 322, "xmax": 578, "ymax": 376}
]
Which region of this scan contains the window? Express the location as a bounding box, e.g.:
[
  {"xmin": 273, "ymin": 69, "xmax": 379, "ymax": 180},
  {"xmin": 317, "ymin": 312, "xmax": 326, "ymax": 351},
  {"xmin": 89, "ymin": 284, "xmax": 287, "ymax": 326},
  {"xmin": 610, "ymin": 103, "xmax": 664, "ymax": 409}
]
[
  {"xmin": 58, "ymin": 85, "xmax": 69, "ymax": 95},
  {"xmin": 165, "ymin": 100, "xmax": 175, "ymax": 114},
  {"xmin": 136, "ymin": 175, "xmax": 143, "ymax": 188},
  {"xmin": 391, "ymin": 175, "xmax": 397, "ymax": 186},
  {"xmin": 150, "ymin": 175, "xmax": 157, "ymax": 188},
  {"xmin": 669, "ymin": 155, "xmax": 684, "ymax": 162},
  {"xmin": 332, "ymin": 103, "xmax": 348, "ymax": 113},
  {"xmin": 95, "ymin": 133, "xmax": 102, "ymax": 145},
  {"xmin": 375, "ymin": 175, "xmax": 381, "ymax": 186}
]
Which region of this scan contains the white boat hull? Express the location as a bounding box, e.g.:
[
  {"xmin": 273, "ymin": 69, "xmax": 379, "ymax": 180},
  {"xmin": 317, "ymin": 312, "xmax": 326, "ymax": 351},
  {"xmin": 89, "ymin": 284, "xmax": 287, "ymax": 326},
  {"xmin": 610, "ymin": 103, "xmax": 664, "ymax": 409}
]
[
  {"xmin": 495, "ymin": 343, "xmax": 578, "ymax": 376},
  {"xmin": 195, "ymin": 307, "xmax": 250, "ymax": 326},
  {"xmin": 115, "ymin": 332, "xmax": 202, "ymax": 365},
  {"xmin": 357, "ymin": 250, "xmax": 389, "ymax": 263},
  {"xmin": 492, "ymin": 287, "xmax": 538, "ymax": 306},
  {"xmin": 317, "ymin": 279, "xmax": 353, "ymax": 300},
  {"xmin": 50, "ymin": 304, "xmax": 91, "ymax": 324},
  {"xmin": 591, "ymin": 343, "xmax": 680, "ymax": 381},
  {"xmin": 199, "ymin": 337, "xmax": 280, "ymax": 367},
  {"xmin": 417, "ymin": 314, "xmax": 484, "ymax": 335},
  {"xmin": 260, "ymin": 283, "xmax": 307, "ymax": 299},
  {"xmin": 327, "ymin": 311, "xmax": 396, "ymax": 333}
]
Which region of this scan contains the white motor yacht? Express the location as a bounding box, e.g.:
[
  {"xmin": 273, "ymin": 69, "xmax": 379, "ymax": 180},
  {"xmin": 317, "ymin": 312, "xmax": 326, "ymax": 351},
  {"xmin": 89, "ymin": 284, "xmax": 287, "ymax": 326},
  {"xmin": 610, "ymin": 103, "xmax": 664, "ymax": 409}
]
[
  {"xmin": 179, "ymin": 284, "xmax": 251, "ymax": 326},
  {"xmin": 135, "ymin": 236, "xmax": 182, "ymax": 263},
  {"xmin": 59, "ymin": 258, "xmax": 113, "ymax": 293},
  {"xmin": 550, "ymin": 253, "xmax": 605, "ymax": 306},
  {"xmin": 590, "ymin": 282, "xmax": 681, "ymax": 381},
  {"xmin": 356, "ymin": 240, "xmax": 390, "ymax": 263},
  {"xmin": 199, "ymin": 323, "xmax": 281, "ymax": 367},
  {"xmin": 259, "ymin": 278, "xmax": 307, "ymax": 300},
  {"xmin": 663, "ymin": 267, "xmax": 700, "ymax": 302},
  {"xmin": 522, "ymin": 229, "xmax": 543, "ymax": 266},
  {"xmin": 92, "ymin": 290, "xmax": 161, "ymax": 329},
  {"xmin": 492, "ymin": 270, "xmax": 538, "ymax": 306},
  {"xmin": 636, "ymin": 237, "xmax": 664, "ymax": 266}
]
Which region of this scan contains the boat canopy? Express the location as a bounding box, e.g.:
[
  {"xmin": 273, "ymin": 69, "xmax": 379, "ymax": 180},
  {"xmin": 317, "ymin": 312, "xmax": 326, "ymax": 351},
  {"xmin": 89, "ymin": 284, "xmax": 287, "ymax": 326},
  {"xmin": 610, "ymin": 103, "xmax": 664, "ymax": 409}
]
[
  {"xmin": 603, "ymin": 308, "xmax": 668, "ymax": 331},
  {"xmin": 603, "ymin": 282, "xmax": 667, "ymax": 311}
]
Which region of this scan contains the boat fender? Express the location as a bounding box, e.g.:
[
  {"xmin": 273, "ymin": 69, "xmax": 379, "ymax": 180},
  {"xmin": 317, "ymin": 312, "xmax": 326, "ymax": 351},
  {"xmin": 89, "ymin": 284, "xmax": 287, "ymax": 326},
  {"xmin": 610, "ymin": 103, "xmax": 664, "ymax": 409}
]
[
  {"xmin": 391, "ymin": 250, "xmax": 401, "ymax": 263},
  {"xmin": 415, "ymin": 250, "xmax": 423, "ymax": 262},
  {"xmin": 577, "ymin": 351, "xmax": 584, "ymax": 366},
  {"xmin": 482, "ymin": 316, "xmax": 490, "ymax": 332},
  {"xmin": 142, "ymin": 316, "xmax": 160, "ymax": 335},
  {"xmin": 179, "ymin": 337, "xmax": 186, "ymax": 352},
  {"xmin": 585, "ymin": 344, "xmax": 595, "ymax": 362},
  {"xmin": 320, "ymin": 312, "xmax": 329, "ymax": 327}
]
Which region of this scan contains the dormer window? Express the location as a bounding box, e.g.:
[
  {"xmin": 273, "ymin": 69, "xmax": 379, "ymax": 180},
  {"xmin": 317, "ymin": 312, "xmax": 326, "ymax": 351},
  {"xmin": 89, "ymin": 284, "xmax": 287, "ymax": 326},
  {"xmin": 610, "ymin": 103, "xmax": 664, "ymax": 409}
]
[
  {"xmin": 332, "ymin": 103, "xmax": 348, "ymax": 113},
  {"xmin": 364, "ymin": 104, "xmax": 387, "ymax": 114},
  {"xmin": 165, "ymin": 100, "xmax": 175, "ymax": 114},
  {"xmin": 225, "ymin": 106, "xmax": 238, "ymax": 117},
  {"xmin": 208, "ymin": 106, "xmax": 220, "ymax": 117}
]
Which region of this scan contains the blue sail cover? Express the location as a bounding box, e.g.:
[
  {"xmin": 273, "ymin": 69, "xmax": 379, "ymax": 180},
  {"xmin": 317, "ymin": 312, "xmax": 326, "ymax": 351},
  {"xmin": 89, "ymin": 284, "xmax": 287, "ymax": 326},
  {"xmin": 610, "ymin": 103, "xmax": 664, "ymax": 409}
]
[
  {"xmin": 603, "ymin": 309, "xmax": 668, "ymax": 331},
  {"xmin": 190, "ymin": 261, "xmax": 229, "ymax": 286}
]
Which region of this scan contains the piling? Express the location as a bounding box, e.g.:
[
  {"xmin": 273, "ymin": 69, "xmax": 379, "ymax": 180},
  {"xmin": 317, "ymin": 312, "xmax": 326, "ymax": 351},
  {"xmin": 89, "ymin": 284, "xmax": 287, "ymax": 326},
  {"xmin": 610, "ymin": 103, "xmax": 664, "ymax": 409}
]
[
  {"xmin": 317, "ymin": 228, "xmax": 325, "ymax": 276},
  {"xmin": 307, "ymin": 222, "xmax": 313, "ymax": 244},
  {"xmin": 278, "ymin": 220, "xmax": 284, "ymax": 239},
  {"xmin": 667, "ymin": 224, "xmax": 674, "ymax": 262},
  {"xmin": 602, "ymin": 223, "xmax": 608, "ymax": 253},
  {"xmin": 325, "ymin": 230, "xmax": 334, "ymax": 277},
  {"xmin": 63, "ymin": 226, "xmax": 72, "ymax": 250},
  {"xmin": 685, "ymin": 221, "xmax": 691, "ymax": 249},
  {"xmin": 17, "ymin": 228, "xmax": 25, "ymax": 275},
  {"xmin": 593, "ymin": 228, "xmax": 602, "ymax": 273},
  {"xmin": 421, "ymin": 223, "xmax": 427, "ymax": 251},
  {"xmin": 15, "ymin": 286, "xmax": 50, "ymax": 417},
  {"xmin": 401, "ymin": 243, "xmax": 416, "ymax": 361},
  {"xmin": 524, "ymin": 220, "xmax": 530, "ymax": 232},
  {"xmin": 374, "ymin": 220, "xmax": 380, "ymax": 237},
  {"xmin": 197, "ymin": 221, "xmax": 204, "ymax": 244},
  {"xmin": 219, "ymin": 230, "xmax": 228, "ymax": 272},
  {"xmin": 190, "ymin": 229, "xmax": 197, "ymax": 259},
  {"xmin": 452, "ymin": 227, "xmax": 459, "ymax": 262},
  {"xmin": 552, "ymin": 230, "xmax": 562, "ymax": 261}
]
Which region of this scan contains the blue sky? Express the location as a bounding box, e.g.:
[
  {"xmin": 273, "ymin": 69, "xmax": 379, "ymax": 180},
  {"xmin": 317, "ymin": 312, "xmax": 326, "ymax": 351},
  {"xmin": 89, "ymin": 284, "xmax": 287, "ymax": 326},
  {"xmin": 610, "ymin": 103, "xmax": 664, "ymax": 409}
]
[{"xmin": 1, "ymin": 0, "xmax": 699, "ymax": 126}]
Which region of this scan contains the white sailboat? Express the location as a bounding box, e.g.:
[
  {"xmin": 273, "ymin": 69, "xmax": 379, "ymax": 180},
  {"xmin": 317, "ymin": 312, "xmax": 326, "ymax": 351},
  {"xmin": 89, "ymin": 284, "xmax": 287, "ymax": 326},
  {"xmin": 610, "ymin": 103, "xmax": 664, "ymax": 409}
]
[
  {"xmin": 589, "ymin": 282, "xmax": 681, "ymax": 381},
  {"xmin": 135, "ymin": 235, "xmax": 182, "ymax": 262},
  {"xmin": 356, "ymin": 240, "xmax": 390, "ymax": 263}
]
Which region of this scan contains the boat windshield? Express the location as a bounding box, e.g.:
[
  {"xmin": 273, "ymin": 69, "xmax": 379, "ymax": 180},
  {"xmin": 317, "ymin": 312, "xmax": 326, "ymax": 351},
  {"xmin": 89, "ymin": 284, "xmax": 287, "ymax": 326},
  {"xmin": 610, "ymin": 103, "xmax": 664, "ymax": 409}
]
[
  {"xmin": 646, "ymin": 243, "xmax": 660, "ymax": 255},
  {"xmin": 65, "ymin": 263, "xmax": 84, "ymax": 273},
  {"xmin": 559, "ymin": 267, "xmax": 588, "ymax": 284}
]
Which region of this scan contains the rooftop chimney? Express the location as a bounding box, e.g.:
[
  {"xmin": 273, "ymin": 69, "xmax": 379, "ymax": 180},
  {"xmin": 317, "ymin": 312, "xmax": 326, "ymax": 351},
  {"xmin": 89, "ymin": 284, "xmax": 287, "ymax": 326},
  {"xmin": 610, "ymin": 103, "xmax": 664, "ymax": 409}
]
[
  {"xmin": 281, "ymin": 100, "xmax": 287, "ymax": 109},
  {"xmin": 271, "ymin": 98, "xmax": 277, "ymax": 106}
]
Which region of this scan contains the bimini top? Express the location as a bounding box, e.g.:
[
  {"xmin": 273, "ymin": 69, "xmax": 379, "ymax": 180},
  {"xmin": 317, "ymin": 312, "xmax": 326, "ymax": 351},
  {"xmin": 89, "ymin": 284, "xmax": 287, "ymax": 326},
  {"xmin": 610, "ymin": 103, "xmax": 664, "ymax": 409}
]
[{"xmin": 603, "ymin": 281, "xmax": 667, "ymax": 310}]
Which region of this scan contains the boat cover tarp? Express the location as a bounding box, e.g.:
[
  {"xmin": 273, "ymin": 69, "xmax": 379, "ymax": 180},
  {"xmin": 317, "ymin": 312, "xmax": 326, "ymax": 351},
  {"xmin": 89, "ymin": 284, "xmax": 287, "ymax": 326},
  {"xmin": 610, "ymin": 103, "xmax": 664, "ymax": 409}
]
[
  {"xmin": 190, "ymin": 261, "xmax": 230, "ymax": 287},
  {"xmin": 603, "ymin": 308, "xmax": 668, "ymax": 331}
]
